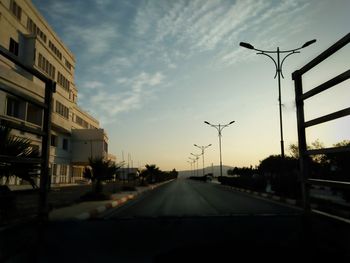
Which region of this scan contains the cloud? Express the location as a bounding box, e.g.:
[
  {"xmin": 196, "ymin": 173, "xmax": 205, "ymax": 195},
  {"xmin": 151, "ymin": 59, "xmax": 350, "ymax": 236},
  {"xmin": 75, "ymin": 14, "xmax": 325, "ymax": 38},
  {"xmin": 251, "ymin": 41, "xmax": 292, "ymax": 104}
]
[
  {"xmin": 80, "ymin": 72, "xmax": 166, "ymax": 125},
  {"xmin": 63, "ymin": 23, "xmax": 119, "ymax": 56},
  {"xmin": 95, "ymin": 0, "xmax": 112, "ymax": 7},
  {"xmin": 35, "ymin": 0, "xmax": 316, "ymax": 126},
  {"xmin": 82, "ymin": 81, "xmax": 104, "ymax": 90},
  {"xmin": 130, "ymin": 0, "xmax": 312, "ymax": 69}
]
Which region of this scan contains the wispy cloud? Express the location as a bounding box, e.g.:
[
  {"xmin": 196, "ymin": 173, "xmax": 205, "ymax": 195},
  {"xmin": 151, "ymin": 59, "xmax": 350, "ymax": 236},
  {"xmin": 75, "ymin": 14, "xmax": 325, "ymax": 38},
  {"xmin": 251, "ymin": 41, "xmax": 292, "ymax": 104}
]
[
  {"xmin": 80, "ymin": 72, "xmax": 166, "ymax": 125},
  {"xmin": 82, "ymin": 81, "xmax": 104, "ymax": 90},
  {"xmin": 131, "ymin": 0, "xmax": 312, "ymax": 68},
  {"xmin": 63, "ymin": 23, "xmax": 119, "ymax": 56},
  {"xmin": 35, "ymin": 0, "xmax": 316, "ymax": 126}
]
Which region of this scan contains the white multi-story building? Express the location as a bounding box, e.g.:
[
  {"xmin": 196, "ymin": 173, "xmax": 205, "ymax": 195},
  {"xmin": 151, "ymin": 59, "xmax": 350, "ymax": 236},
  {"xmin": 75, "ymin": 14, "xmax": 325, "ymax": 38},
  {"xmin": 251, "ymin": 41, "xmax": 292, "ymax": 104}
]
[{"xmin": 0, "ymin": 0, "xmax": 115, "ymax": 185}]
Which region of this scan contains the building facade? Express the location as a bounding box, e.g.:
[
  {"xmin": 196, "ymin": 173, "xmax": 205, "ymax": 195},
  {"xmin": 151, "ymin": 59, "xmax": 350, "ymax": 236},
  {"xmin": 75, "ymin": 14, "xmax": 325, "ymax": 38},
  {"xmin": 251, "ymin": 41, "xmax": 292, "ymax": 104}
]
[{"xmin": 0, "ymin": 0, "xmax": 112, "ymax": 185}]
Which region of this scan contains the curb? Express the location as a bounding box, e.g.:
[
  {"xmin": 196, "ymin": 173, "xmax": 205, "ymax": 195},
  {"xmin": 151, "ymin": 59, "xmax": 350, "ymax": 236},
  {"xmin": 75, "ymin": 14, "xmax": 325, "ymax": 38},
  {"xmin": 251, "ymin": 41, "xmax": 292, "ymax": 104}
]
[
  {"xmin": 222, "ymin": 185, "xmax": 298, "ymax": 207},
  {"xmin": 74, "ymin": 180, "xmax": 174, "ymax": 220},
  {"xmin": 75, "ymin": 194, "xmax": 134, "ymax": 220}
]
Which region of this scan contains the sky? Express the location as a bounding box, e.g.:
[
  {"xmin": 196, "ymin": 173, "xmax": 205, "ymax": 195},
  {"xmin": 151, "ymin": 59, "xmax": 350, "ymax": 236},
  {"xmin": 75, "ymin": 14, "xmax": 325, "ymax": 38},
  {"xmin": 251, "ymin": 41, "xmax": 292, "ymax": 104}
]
[{"xmin": 32, "ymin": 0, "xmax": 350, "ymax": 171}]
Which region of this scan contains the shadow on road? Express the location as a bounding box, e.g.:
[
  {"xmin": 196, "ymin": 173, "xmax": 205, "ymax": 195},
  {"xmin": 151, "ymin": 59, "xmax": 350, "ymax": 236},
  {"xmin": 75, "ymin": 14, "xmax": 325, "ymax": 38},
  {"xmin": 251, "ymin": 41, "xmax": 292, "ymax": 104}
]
[{"xmin": 1, "ymin": 213, "xmax": 350, "ymax": 262}]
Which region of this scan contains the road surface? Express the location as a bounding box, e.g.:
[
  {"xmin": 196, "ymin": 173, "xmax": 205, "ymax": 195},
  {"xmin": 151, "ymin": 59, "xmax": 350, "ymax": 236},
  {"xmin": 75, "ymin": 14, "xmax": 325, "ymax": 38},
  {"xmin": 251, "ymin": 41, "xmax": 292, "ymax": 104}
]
[
  {"xmin": 104, "ymin": 178, "xmax": 299, "ymax": 218},
  {"xmin": 4, "ymin": 179, "xmax": 350, "ymax": 262}
]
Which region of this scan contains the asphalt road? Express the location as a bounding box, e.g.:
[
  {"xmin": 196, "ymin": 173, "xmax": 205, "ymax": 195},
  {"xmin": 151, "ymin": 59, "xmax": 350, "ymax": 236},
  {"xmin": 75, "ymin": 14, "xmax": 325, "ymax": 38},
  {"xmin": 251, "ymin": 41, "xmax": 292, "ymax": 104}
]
[
  {"xmin": 4, "ymin": 179, "xmax": 350, "ymax": 262},
  {"xmin": 104, "ymin": 178, "xmax": 299, "ymax": 218}
]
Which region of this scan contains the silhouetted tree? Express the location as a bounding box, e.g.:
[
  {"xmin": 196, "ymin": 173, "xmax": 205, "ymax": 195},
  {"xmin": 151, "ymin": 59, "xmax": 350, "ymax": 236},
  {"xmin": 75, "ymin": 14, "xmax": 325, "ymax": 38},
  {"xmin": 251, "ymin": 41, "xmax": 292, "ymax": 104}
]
[
  {"xmin": 83, "ymin": 157, "xmax": 120, "ymax": 194},
  {"xmin": 0, "ymin": 126, "xmax": 40, "ymax": 188},
  {"xmin": 289, "ymin": 139, "xmax": 325, "ymax": 163},
  {"xmin": 259, "ymin": 155, "xmax": 300, "ymax": 198},
  {"xmin": 145, "ymin": 164, "xmax": 161, "ymax": 183},
  {"xmin": 139, "ymin": 165, "xmax": 177, "ymax": 185},
  {"xmin": 223, "ymin": 166, "xmax": 266, "ymax": 191}
]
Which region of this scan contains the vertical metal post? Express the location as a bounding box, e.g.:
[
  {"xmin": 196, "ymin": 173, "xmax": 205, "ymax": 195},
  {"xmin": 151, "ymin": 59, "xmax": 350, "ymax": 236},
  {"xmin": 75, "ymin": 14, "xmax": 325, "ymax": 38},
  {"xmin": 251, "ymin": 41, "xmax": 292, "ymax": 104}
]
[
  {"xmin": 277, "ymin": 48, "xmax": 285, "ymax": 159},
  {"xmin": 293, "ymin": 71, "xmax": 310, "ymax": 212},
  {"xmin": 38, "ymin": 80, "xmax": 55, "ymax": 222},
  {"xmin": 202, "ymin": 149, "xmax": 205, "ymax": 176},
  {"xmin": 218, "ymin": 125, "xmax": 223, "ymax": 177}
]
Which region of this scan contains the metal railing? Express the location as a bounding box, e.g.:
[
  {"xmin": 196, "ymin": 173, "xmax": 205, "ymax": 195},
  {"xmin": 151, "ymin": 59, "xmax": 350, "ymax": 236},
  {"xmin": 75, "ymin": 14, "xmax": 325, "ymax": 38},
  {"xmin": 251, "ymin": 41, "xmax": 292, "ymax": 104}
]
[
  {"xmin": 0, "ymin": 45, "xmax": 56, "ymax": 221},
  {"xmin": 292, "ymin": 33, "xmax": 350, "ymax": 217}
]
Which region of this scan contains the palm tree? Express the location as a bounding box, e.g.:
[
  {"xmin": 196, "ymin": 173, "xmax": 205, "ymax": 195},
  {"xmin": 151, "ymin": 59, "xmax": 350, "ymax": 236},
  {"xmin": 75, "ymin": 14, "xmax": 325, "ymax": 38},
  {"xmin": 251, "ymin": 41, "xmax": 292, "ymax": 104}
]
[
  {"xmin": 0, "ymin": 126, "xmax": 40, "ymax": 188},
  {"xmin": 83, "ymin": 157, "xmax": 121, "ymax": 194},
  {"xmin": 144, "ymin": 164, "xmax": 161, "ymax": 184}
]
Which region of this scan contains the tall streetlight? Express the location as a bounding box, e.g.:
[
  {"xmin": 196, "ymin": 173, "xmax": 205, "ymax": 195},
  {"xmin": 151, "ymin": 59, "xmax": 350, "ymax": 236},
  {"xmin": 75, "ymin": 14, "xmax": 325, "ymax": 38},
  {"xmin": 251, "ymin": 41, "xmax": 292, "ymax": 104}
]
[
  {"xmin": 190, "ymin": 153, "xmax": 201, "ymax": 176},
  {"xmin": 204, "ymin": 121, "xmax": 235, "ymax": 177},
  {"xmin": 188, "ymin": 157, "xmax": 196, "ymax": 177},
  {"xmin": 239, "ymin": 39, "xmax": 316, "ymax": 158},
  {"xmin": 187, "ymin": 160, "xmax": 193, "ymax": 177},
  {"xmin": 194, "ymin": 144, "xmax": 212, "ymax": 176}
]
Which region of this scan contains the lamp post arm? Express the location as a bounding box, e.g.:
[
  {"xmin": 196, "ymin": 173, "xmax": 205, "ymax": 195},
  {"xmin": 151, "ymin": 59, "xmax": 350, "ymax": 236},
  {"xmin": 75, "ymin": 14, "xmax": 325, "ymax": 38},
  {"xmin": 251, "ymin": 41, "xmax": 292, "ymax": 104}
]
[
  {"xmin": 211, "ymin": 125, "xmax": 220, "ymax": 134},
  {"xmin": 220, "ymin": 123, "xmax": 233, "ymax": 132},
  {"xmin": 252, "ymin": 46, "xmax": 305, "ymax": 54},
  {"xmin": 256, "ymin": 52, "xmax": 279, "ymax": 79},
  {"xmin": 279, "ymin": 51, "xmax": 300, "ymax": 78}
]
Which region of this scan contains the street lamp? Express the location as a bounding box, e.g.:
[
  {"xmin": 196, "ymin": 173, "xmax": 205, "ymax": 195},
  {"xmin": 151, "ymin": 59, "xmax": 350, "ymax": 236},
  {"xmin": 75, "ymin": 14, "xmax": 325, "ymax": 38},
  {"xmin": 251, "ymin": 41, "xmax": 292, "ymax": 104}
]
[
  {"xmin": 190, "ymin": 153, "xmax": 201, "ymax": 176},
  {"xmin": 204, "ymin": 121, "xmax": 235, "ymax": 177},
  {"xmin": 194, "ymin": 144, "xmax": 212, "ymax": 176},
  {"xmin": 188, "ymin": 157, "xmax": 196, "ymax": 177},
  {"xmin": 187, "ymin": 160, "xmax": 193, "ymax": 177},
  {"xmin": 239, "ymin": 39, "xmax": 316, "ymax": 158}
]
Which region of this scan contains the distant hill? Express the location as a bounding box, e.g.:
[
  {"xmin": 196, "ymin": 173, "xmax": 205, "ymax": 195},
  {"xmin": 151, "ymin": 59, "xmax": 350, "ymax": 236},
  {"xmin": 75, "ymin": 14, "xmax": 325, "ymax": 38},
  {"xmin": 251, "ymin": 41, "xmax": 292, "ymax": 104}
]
[{"xmin": 178, "ymin": 165, "xmax": 234, "ymax": 178}]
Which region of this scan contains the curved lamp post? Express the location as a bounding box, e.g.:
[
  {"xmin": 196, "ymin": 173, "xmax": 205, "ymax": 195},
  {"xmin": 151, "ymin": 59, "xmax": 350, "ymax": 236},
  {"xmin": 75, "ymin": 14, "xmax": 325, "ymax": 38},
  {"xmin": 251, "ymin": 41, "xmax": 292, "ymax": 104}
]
[
  {"xmin": 194, "ymin": 144, "xmax": 212, "ymax": 176},
  {"xmin": 239, "ymin": 39, "xmax": 316, "ymax": 158},
  {"xmin": 204, "ymin": 121, "xmax": 235, "ymax": 177}
]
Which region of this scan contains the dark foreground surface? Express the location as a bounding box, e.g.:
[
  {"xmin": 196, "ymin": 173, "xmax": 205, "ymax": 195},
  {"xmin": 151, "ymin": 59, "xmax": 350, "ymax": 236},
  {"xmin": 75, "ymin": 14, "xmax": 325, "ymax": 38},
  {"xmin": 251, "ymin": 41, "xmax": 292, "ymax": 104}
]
[{"xmin": 2, "ymin": 179, "xmax": 350, "ymax": 262}]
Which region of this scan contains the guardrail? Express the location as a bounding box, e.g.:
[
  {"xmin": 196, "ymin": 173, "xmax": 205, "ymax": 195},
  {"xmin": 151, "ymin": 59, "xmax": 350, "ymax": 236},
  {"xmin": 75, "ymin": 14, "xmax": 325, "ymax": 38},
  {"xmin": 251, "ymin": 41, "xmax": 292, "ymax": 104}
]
[{"xmin": 292, "ymin": 33, "xmax": 350, "ymax": 217}]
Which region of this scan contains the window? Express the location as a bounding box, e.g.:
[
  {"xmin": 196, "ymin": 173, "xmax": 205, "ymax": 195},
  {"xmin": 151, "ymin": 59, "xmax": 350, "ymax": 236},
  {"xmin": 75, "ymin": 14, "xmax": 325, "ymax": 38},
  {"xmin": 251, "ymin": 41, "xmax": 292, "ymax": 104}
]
[
  {"xmin": 38, "ymin": 53, "xmax": 55, "ymax": 79},
  {"xmin": 65, "ymin": 59, "xmax": 72, "ymax": 70},
  {"xmin": 59, "ymin": 165, "xmax": 67, "ymax": 176},
  {"xmin": 49, "ymin": 40, "xmax": 62, "ymax": 60},
  {"xmin": 6, "ymin": 97, "xmax": 20, "ymax": 118},
  {"xmin": 55, "ymin": 101, "xmax": 69, "ymax": 119},
  {"xmin": 51, "ymin": 164, "xmax": 57, "ymax": 176},
  {"xmin": 10, "ymin": 0, "xmax": 22, "ymax": 21},
  {"xmin": 72, "ymin": 167, "xmax": 83, "ymax": 178},
  {"xmin": 62, "ymin": 138, "xmax": 68, "ymax": 151},
  {"xmin": 76, "ymin": 115, "xmax": 89, "ymax": 128},
  {"xmin": 27, "ymin": 103, "xmax": 43, "ymax": 126},
  {"xmin": 9, "ymin": 38, "xmax": 19, "ymax": 56},
  {"xmin": 57, "ymin": 72, "xmax": 70, "ymax": 92},
  {"xmin": 59, "ymin": 164, "xmax": 68, "ymax": 183},
  {"xmin": 27, "ymin": 17, "xmax": 47, "ymax": 43},
  {"xmin": 51, "ymin": 135, "xmax": 57, "ymax": 147},
  {"xmin": 51, "ymin": 163, "xmax": 57, "ymax": 184}
]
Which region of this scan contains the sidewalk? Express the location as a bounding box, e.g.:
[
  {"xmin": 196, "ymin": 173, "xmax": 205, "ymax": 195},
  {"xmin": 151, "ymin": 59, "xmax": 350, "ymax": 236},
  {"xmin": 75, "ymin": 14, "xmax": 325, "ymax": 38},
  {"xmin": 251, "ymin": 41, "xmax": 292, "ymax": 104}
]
[
  {"xmin": 49, "ymin": 180, "xmax": 173, "ymax": 221},
  {"xmin": 9, "ymin": 183, "xmax": 80, "ymax": 191}
]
